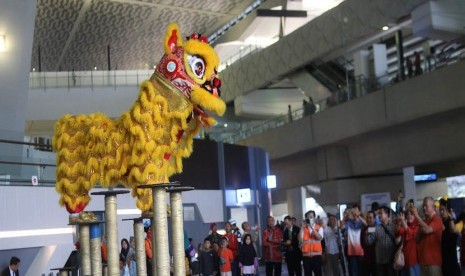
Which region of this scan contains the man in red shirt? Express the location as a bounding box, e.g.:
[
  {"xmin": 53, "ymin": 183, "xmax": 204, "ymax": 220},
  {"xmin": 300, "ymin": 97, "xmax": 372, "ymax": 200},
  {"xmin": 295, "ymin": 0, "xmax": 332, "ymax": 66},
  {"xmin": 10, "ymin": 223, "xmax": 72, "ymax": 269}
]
[
  {"xmin": 224, "ymin": 221, "xmax": 239, "ymax": 275},
  {"xmin": 410, "ymin": 196, "xmax": 443, "ymax": 275},
  {"xmin": 263, "ymin": 216, "xmax": 282, "ymax": 276}
]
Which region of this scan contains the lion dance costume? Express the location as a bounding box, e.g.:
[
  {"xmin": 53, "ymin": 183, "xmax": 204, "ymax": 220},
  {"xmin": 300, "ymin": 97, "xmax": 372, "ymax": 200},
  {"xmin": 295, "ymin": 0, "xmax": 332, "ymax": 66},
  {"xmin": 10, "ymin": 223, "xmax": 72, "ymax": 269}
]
[{"xmin": 53, "ymin": 23, "xmax": 226, "ymax": 214}]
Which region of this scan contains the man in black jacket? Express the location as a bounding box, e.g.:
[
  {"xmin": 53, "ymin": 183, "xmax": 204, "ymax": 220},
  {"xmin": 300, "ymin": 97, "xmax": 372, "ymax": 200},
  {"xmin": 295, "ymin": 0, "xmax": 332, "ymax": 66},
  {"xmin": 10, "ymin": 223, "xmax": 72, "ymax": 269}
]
[
  {"xmin": 1, "ymin": 256, "xmax": 20, "ymax": 276},
  {"xmin": 282, "ymin": 215, "xmax": 302, "ymax": 276}
]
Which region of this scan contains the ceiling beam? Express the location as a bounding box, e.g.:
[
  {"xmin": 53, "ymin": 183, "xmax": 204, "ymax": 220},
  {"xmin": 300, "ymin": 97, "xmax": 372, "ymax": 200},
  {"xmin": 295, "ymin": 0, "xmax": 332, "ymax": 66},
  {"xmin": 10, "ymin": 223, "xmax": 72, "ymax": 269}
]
[
  {"xmin": 256, "ymin": 9, "xmax": 307, "ymax": 18},
  {"xmin": 55, "ymin": 0, "xmax": 92, "ymax": 70}
]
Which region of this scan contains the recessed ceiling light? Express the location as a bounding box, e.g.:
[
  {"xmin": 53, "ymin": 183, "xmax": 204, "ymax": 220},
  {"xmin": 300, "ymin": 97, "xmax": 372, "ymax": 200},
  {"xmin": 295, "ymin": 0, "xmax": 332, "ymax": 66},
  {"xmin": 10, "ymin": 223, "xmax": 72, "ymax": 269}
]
[
  {"xmin": 224, "ymin": 123, "xmax": 228, "ymax": 127},
  {"xmin": 382, "ymin": 26, "xmax": 389, "ymax": 31}
]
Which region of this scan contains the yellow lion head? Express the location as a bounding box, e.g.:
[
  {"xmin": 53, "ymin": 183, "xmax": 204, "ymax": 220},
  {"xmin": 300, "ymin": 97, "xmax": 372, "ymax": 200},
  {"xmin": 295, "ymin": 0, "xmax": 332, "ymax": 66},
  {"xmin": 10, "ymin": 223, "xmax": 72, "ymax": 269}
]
[{"xmin": 155, "ymin": 23, "xmax": 226, "ymax": 126}]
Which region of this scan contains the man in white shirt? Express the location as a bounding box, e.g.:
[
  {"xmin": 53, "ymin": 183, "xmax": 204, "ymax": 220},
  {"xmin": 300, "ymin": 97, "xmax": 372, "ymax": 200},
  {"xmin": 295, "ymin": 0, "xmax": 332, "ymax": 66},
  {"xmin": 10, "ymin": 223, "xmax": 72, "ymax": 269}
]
[{"xmin": 324, "ymin": 214, "xmax": 341, "ymax": 276}]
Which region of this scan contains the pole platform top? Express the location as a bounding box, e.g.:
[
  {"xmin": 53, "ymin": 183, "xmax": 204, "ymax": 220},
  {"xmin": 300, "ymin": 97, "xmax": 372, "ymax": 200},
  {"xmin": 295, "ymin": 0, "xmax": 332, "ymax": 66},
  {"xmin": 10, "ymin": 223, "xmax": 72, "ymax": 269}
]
[
  {"xmin": 51, "ymin": 267, "xmax": 78, "ymax": 271},
  {"xmin": 122, "ymin": 217, "xmax": 144, "ymax": 222},
  {"xmin": 138, "ymin": 181, "xmax": 180, "ymax": 189},
  {"xmin": 167, "ymin": 186, "xmax": 195, "ymax": 193},
  {"xmin": 91, "ymin": 189, "xmax": 130, "ymax": 196},
  {"xmin": 68, "ymin": 220, "xmax": 105, "ymax": 226}
]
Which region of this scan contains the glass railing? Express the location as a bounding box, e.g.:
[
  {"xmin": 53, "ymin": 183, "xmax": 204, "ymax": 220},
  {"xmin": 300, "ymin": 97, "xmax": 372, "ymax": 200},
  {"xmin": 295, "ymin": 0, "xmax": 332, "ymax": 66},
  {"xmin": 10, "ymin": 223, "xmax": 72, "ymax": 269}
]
[
  {"xmin": 0, "ymin": 139, "xmax": 127, "ymax": 188},
  {"xmin": 0, "ymin": 138, "xmax": 56, "ymax": 187},
  {"xmin": 218, "ymin": 44, "xmax": 264, "ymax": 72},
  {"xmin": 29, "ymin": 69, "xmax": 154, "ymax": 90}
]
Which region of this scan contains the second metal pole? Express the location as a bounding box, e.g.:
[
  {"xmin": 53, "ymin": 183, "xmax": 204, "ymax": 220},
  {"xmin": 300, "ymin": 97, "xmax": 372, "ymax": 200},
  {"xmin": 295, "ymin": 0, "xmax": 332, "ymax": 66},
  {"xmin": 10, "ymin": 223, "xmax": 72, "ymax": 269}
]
[
  {"xmin": 170, "ymin": 191, "xmax": 185, "ymax": 276},
  {"xmin": 153, "ymin": 187, "xmax": 170, "ymax": 276},
  {"xmin": 79, "ymin": 224, "xmax": 91, "ymax": 276},
  {"xmin": 134, "ymin": 219, "xmax": 148, "ymax": 276}
]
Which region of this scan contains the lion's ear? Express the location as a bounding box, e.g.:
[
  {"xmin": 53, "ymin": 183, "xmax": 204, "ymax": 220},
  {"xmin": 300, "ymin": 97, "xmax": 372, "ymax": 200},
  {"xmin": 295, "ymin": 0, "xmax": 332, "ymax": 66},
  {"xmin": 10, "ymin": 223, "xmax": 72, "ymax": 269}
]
[{"xmin": 164, "ymin": 23, "xmax": 183, "ymax": 54}]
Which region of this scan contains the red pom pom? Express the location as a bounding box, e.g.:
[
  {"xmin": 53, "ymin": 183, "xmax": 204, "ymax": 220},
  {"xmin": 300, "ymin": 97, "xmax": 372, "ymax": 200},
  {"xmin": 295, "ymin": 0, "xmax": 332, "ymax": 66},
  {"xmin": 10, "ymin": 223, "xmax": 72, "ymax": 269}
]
[
  {"xmin": 212, "ymin": 77, "xmax": 221, "ymax": 88},
  {"xmin": 66, "ymin": 201, "xmax": 87, "ymax": 214},
  {"xmin": 189, "ymin": 33, "xmax": 208, "ymax": 43},
  {"xmin": 199, "ymin": 35, "xmax": 208, "ymax": 43}
]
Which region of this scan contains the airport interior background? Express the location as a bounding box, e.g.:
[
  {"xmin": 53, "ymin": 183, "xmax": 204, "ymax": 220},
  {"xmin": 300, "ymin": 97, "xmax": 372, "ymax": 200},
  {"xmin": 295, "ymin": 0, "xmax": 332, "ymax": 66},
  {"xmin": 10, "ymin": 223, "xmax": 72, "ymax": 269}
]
[{"xmin": 1, "ymin": 0, "xmax": 465, "ymax": 274}]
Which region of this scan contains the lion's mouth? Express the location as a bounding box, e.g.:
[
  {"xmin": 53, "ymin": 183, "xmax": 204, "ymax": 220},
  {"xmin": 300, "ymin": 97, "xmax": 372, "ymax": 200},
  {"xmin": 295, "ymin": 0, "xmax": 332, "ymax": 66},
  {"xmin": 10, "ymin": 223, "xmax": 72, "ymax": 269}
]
[{"xmin": 201, "ymin": 76, "xmax": 221, "ymax": 97}]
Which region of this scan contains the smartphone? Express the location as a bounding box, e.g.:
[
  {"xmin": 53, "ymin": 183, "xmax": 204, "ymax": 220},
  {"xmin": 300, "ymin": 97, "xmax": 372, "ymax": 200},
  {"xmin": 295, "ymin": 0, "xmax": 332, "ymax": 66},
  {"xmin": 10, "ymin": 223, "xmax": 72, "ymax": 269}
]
[
  {"xmin": 305, "ymin": 218, "xmax": 310, "ymax": 224},
  {"xmin": 368, "ymin": 227, "xmax": 376, "ymax": 233}
]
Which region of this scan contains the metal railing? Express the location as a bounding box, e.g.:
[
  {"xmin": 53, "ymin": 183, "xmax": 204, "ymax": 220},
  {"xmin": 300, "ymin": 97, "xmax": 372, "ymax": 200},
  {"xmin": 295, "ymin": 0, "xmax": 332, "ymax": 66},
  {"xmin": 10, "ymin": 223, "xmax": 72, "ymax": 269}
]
[
  {"xmin": 0, "ymin": 138, "xmax": 56, "ymax": 186},
  {"xmin": 211, "ymin": 55, "xmax": 464, "ymax": 144},
  {"xmin": 218, "ymin": 44, "xmax": 264, "ymax": 71},
  {"xmin": 29, "ymin": 69, "xmax": 154, "ymax": 91}
]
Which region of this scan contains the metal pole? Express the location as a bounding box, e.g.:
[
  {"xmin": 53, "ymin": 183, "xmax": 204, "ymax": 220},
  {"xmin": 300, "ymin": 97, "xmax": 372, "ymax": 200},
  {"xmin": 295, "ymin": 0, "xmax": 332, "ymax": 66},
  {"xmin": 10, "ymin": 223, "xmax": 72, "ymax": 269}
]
[
  {"xmin": 107, "ymin": 45, "xmax": 111, "ymax": 71},
  {"xmin": 105, "ymin": 195, "xmax": 118, "ymax": 276},
  {"xmin": 168, "ymin": 187, "xmax": 194, "ymax": 276},
  {"xmin": 134, "ymin": 219, "xmax": 148, "ymax": 276},
  {"xmin": 79, "ymin": 224, "xmax": 92, "ymax": 276},
  {"xmin": 153, "ymin": 187, "xmax": 169, "ymax": 276},
  {"xmin": 92, "ymin": 190, "xmax": 130, "ymax": 276},
  {"xmin": 38, "ymin": 45, "xmax": 42, "ymax": 72},
  {"xmin": 395, "ymin": 30, "xmax": 405, "ymax": 81},
  {"xmin": 139, "ymin": 183, "xmax": 179, "ymax": 276},
  {"xmin": 171, "ymin": 192, "xmax": 185, "ymax": 276},
  {"xmin": 90, "ymin": 223, "xmax": 103, "ymax": 276}
]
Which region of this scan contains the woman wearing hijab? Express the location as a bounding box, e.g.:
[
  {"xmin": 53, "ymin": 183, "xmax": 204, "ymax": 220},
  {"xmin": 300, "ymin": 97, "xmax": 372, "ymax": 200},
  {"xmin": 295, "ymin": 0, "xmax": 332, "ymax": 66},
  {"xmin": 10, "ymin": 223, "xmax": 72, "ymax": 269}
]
[
  {"xmin": 238, "ymin": 234, "xmax": 258, "ymax": 276},
  {"xmin": 120, "ymin": 238, "xmax": 130, "ymax": 263}
]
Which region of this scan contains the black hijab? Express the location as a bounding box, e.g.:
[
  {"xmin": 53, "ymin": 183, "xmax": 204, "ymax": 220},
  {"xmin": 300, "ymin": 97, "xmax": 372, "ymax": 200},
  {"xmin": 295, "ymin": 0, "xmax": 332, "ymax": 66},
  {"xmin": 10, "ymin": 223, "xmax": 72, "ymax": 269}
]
[
  {"xmin": 120, "ymin": 238, "xmax": 130, "ymax": 261},
  {"xmin": 238, "ymin": 234, "xmax": 256, "ymax": 266}
]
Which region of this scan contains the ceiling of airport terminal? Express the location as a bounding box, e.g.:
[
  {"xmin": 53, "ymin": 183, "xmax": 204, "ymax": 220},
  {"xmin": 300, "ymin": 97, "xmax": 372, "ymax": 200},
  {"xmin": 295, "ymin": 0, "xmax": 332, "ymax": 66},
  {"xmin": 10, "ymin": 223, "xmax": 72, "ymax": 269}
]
[
  {"xmin": 30, "ymin": 0, "xmax": 258, "ymax": 71},
  {"xmin": 30, "ymin": 0, "xmax": 344, "ymax": 72}
]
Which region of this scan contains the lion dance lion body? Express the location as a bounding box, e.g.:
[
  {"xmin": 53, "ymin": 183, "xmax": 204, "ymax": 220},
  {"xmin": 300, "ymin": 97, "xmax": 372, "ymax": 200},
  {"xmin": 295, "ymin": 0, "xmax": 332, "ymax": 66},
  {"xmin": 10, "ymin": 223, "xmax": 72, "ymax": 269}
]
[{"xmin": 53, "ymin": 23, "xmax": 225, "ymax": 213}]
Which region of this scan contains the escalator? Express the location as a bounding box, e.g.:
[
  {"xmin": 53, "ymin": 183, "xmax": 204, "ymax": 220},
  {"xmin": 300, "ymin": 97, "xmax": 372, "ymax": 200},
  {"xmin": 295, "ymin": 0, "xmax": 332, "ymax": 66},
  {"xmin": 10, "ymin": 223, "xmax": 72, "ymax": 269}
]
[{"xmin": 304, "ymin": 59, "xmax": 354, "ymax": 93}]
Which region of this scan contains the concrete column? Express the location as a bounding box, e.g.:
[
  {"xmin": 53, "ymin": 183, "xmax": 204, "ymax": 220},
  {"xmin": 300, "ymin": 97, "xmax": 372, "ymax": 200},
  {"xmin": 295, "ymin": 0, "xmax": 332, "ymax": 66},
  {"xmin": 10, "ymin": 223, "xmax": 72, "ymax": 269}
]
[
  {"xmin": 403, "ymin": 167, "xmax": 416, "ymax": 203},
  {"xmin": 372, "ymin": 44, "xmax": 388, "ymax": 85},
  {"xmin": 286, "ymin": 187, "xmax": 306, "ymax": 220},
  {"xmin": 0, "ymin": 0, "xmax": 37, "ymax": 175}
]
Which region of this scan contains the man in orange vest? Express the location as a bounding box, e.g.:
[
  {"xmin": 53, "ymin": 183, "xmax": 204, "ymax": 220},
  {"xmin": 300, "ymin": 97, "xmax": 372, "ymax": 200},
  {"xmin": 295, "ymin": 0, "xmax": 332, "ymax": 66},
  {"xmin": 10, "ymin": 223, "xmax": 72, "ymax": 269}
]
[{"xmin": 299, "ymin": 210, "xmax": 323, "ymax": 276}]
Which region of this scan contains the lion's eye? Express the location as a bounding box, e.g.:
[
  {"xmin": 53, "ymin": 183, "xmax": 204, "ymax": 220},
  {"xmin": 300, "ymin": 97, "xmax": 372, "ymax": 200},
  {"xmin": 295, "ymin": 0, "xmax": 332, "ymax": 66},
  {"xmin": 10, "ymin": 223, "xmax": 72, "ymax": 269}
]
[{"xmin": 188, "ymin": 55, "xmax": 205, "ymax": 79}]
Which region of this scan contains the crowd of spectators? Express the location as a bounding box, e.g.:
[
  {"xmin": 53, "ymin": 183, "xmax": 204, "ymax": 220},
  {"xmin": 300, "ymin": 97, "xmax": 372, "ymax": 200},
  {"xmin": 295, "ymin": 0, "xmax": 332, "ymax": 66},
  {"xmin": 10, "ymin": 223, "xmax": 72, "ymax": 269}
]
[
  {"xmin": 50, "ymin": 194, "xmax": 463, "ymax": 276},
  {"xmin": 126, "ymin": 195, "xmax": 464, "ymax": 276}
]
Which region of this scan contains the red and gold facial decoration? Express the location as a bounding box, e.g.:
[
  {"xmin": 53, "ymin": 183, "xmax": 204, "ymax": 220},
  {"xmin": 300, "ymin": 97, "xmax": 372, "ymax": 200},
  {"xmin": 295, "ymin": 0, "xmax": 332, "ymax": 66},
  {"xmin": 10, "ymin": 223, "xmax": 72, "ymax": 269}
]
[{"xmin": 156, "ymin": 23, "xmax": 225, "ymax": 125}]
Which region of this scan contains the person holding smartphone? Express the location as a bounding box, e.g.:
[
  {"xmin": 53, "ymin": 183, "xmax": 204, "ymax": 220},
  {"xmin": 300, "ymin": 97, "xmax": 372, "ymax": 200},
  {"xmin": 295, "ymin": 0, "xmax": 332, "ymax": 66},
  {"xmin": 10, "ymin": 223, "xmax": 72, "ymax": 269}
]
[
  {"xmin": 299, "ymin": 210, "xmax": 324, "ymax": 276},
  {"xmin": 395, "ymin": 209, "xmax": 419, "ymax": 276},
  {"xmin": 410, "ymin": 197, "xmax": 443, "ymax": 276},
  {"xmin": 361, "ymin": 211, "xmax": 377, "ymax": 276},
  {"xmin": 344, "ymin": 205, "xmax": 366, "ymax": 276}
]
